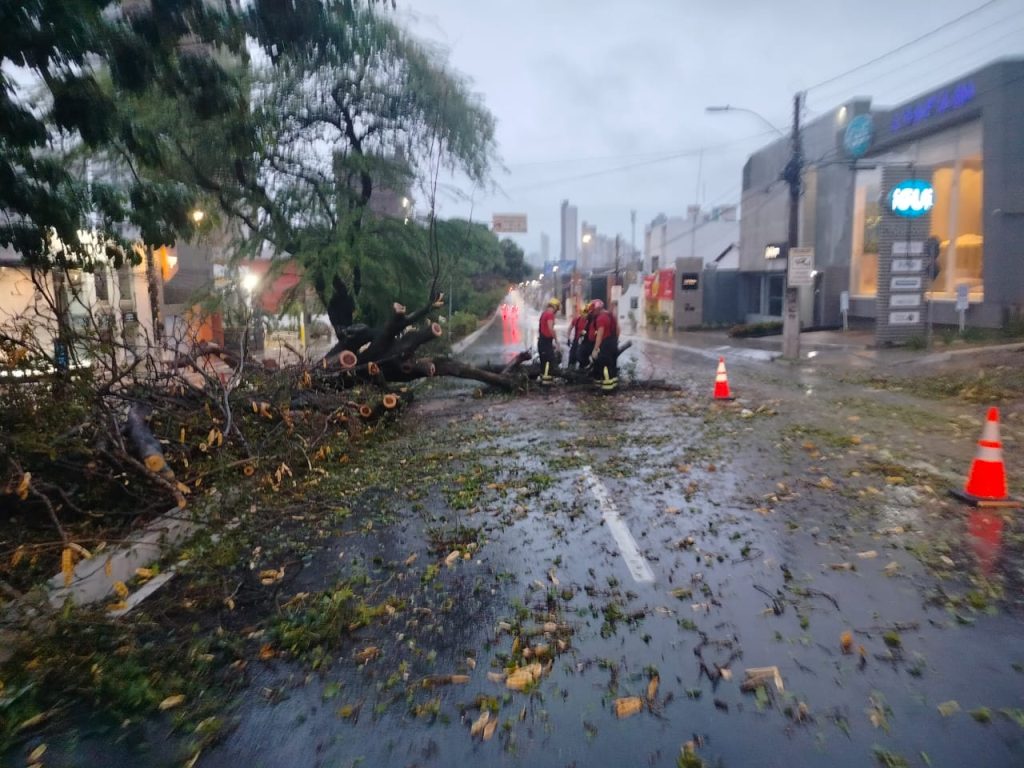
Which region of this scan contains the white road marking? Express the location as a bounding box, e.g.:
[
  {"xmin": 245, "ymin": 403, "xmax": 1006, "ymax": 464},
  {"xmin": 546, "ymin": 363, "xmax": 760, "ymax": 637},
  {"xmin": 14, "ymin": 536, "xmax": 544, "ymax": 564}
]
[{"xmin": 581, "ymin": 465, "xmax": 655, "ymax": 584}]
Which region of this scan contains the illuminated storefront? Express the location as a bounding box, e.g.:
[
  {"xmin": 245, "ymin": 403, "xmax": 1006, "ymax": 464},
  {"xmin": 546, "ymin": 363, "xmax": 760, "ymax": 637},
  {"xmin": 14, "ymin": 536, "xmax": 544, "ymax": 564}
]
[{"xmin": 738, "ymin": 58, "xmax": 1024, "ymax": 334}]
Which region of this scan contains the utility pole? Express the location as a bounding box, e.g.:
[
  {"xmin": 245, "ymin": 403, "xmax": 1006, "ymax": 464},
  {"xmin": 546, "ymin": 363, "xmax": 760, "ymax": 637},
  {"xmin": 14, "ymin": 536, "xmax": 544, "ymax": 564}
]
[{"xmin": 781, "ymin": 92, "xmax": 803, "ymax": 360}]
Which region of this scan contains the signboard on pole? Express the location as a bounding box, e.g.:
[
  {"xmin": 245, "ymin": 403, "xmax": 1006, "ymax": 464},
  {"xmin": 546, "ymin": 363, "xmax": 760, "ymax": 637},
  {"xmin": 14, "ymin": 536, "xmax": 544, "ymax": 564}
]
[
  {"xmin": 877, "ymin": 165, "xmax": 932, "ymax": 346},
  {"xmin": 787, "ymin": 247, "xmax": 814, "ymax": 287},
  {"xmin": 955, "ymin": 284, "xmax": 970, "ymax": 312},
  {"xmin": 492, "ymin": 213, "xmax": 528, "ymax": 234}
]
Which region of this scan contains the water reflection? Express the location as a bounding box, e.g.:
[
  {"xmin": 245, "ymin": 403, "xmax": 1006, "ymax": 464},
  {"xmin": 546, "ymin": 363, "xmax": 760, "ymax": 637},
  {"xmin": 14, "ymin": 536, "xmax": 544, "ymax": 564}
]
[{"xmin": 967, "ymin": 510, "xmax": 1003, "ymax": 576}]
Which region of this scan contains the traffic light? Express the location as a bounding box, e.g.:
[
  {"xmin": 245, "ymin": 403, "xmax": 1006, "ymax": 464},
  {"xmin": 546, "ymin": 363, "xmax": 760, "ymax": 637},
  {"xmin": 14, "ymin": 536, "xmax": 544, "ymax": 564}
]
[{"xmin": 925, "ymin": 237, "xmax": 940, "ymax": 281}]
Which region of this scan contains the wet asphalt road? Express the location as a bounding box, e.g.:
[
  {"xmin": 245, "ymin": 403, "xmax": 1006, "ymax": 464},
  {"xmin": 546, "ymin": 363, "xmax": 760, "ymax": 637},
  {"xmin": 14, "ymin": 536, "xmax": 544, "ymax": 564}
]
[{"xmin": 189, "ymin": 296, "xmax": 1023, "ymax": 768}]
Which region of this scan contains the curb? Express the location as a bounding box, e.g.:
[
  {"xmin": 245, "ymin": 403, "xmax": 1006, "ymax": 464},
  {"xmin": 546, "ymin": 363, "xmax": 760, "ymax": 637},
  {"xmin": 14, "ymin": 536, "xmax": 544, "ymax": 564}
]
[{"xmin": 46, "ymin": 509, "xmax": 199, "ymax": 610}]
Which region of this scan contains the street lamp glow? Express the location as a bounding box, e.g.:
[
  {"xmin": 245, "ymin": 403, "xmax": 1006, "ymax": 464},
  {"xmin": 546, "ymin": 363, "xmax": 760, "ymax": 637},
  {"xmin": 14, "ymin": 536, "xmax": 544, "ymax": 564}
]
[
  {"xmin": 538, "ymin": 273, "xmax": 544, "ymax": 280},
  {"xmin": 704, "ymin": 105, "xmax": 785, "ymax": 136},
  {"xmin": 553, "ymin": 265, "xmax": 559, "ymax": 272},
  {"xmin": 401, "ymin": 197, "xmax": 410, "ymax": 208},
  {"xmin": 191, "ymin": 209, "xmax": 205, "ymax": 224},
  {"xmin": 241, "ymin": 272, "xmax": 259, "ymax": 293}
]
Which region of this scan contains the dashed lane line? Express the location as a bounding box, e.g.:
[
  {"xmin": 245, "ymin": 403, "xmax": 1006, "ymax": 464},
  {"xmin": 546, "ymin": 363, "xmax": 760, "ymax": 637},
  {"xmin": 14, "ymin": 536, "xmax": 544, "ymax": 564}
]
[{"xmin": 581, "ymin": 465, "xmax": 655, "ymax": 584}]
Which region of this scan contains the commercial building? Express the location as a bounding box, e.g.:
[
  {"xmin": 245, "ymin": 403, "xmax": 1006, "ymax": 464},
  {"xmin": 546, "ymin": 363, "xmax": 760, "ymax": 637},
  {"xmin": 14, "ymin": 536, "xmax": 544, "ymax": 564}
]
[
  {"xmin": 738, "ymin": 58, "xmax": 1024, "ymax": 339},
  {"xmin": 560, "ymin": 200, "xmax": 578, "ymax": 264},
  {"xmin": 644, "ymin": 206, "xmax": 738, "ymax": 274}
]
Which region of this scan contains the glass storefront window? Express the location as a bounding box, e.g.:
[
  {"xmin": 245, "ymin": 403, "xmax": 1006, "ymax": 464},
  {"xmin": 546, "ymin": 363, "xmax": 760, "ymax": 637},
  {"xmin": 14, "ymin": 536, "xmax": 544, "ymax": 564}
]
[
  {"xmin": 850, "ymin": 120, "xmax": 983, "ymax": 300},
  {"xmin": 851, "ymin": 167, "xmax": 880, "ymax": 295}
]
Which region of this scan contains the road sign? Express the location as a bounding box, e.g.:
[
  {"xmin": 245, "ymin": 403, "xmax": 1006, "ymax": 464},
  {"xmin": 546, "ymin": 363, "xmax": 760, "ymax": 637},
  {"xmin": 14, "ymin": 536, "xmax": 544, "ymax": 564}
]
[
  {"xmin": 788, "ymin": 247, "xmax": 814, "ymax": 287},
  {"xmin": 492, "ymin": 213, "xmax": 527, "ymax": 233},
  {"xmin": 956, "ymin": 283, "xmax": 970, "ymax": 311}
]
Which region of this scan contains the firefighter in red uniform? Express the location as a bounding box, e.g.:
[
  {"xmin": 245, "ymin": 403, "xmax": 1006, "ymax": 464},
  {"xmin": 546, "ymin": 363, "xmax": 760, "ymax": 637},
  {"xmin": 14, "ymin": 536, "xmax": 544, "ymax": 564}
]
[
  {"xmin": 587, "ymin": 299, "xmax": 619, "ymax": 392},
  {"xmin": 567, "ymin": 305, "xmax": 589, "ymax": 370},
  {"xmin": 538, "ymin": 297, "xmax": 560, "ymax": 384}
]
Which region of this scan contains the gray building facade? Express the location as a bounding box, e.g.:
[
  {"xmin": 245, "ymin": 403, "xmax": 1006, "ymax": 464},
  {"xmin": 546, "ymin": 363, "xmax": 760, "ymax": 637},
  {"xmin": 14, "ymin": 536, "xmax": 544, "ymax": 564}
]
[{"xmin": 738, "ymin": 58, "xmax": 1024, "ymax": 333}]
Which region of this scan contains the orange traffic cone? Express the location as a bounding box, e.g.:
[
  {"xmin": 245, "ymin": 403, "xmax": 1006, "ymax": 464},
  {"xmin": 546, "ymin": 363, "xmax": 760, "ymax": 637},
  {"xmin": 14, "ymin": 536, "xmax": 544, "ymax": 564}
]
[
  {"xmin": 950, "ymin": 407, "xmax": 1019, "ymax": 507},
  {"xmin": 713, "ymin": 357, "xmax": 735, "ymax": 401}
]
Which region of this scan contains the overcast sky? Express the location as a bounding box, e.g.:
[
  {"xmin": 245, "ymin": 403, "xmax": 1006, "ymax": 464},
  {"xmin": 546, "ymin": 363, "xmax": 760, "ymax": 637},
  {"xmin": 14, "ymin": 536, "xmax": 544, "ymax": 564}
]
[{"xmin": 400, "ymin": 0, "xmax": 1024, "ymax": 263}]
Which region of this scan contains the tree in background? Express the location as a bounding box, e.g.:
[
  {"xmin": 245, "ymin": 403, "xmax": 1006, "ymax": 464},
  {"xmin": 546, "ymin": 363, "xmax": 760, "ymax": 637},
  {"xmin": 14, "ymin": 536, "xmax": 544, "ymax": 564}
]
[
  {"xmin": 0, "ymin": 0, "xmax": 248, "ymax": 268},
  {"xmin": 225, "ymin": 2, "xmax": 497, "ymax": 331},
  {"xmin": 2, "ymin": 1, "xmax": 497, "ymax": 340}
]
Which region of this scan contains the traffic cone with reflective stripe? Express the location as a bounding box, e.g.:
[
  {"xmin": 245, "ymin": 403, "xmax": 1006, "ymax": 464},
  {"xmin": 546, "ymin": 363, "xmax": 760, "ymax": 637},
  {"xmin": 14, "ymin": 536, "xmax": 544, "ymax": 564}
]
[
  {"xmin": 713, "ymin": 357, "xmax": 735, "ymax": 401},
  {"xmin": 951, "ymin": 407, "xmax": 1019, "ymax": 507}
]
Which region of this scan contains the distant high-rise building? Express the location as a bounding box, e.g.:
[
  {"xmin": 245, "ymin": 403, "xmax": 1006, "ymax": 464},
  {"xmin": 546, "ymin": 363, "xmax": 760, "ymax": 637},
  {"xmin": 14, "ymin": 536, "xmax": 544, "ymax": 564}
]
[
  {"xmin": 579, "ymin": 221, "xmax": 597, "ymax": 270},
  {"xmin": 560, "ymin": 200, "xmax": 578, "ymax": 264},
  {"xmin": 540, "ymin": 233, "xmax": 550, "ymax": 263}
]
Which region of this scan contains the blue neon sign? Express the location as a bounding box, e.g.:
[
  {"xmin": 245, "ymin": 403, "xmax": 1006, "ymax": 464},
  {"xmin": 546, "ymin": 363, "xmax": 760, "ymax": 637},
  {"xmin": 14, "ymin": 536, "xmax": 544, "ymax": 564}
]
[
  {"xmin": 890, "ymin": 179, "xmax": 934, "ymax": 218},
  {"xmin": 890, "ymin": 81, "xmax": 976, "ymax": 133}
]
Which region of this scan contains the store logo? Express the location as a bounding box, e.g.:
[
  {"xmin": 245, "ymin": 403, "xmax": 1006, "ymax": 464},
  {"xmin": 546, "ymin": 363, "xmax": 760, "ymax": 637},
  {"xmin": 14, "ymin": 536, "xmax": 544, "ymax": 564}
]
[
  {"xmin": 843, "ymin": 114, "xmax": 874, "ymax": 158},
  {"xmin": 890, "ymin": 180, "xmax": 934, "ymax": 218},
  {"xmin": 890, "ymin": 81, "xmax": 976, "ymax": 133}
]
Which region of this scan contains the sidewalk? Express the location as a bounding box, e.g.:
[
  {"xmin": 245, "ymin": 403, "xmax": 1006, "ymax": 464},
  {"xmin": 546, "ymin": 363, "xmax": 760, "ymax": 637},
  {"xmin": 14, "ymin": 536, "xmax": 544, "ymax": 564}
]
[{"xmin": 621, "ymin": 323, "xmax": 1024, "ymax": 369}]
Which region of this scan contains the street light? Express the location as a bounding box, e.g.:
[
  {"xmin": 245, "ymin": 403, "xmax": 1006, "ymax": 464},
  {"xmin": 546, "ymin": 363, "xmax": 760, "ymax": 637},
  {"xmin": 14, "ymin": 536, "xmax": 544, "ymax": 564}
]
[
  {"xmin": 707, "ymin": 98, "xmax": 802, "ymax": 359},
  {"xmin": 704, "ymin": 105, "xmax": 785, "ymax": 137},
  {"xmin": 241, "ymin": 272, "xmax": 259, "ymax": 294},
  {"xmin": 191, "ymin": 209, "xmax": 205, "ymax": 224}
]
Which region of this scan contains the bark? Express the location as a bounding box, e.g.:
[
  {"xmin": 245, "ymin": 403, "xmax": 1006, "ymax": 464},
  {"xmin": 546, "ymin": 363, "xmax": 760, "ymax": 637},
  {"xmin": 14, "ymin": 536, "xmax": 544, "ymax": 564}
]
[
  {"xmin": 123, "ymin": 404, "xmax": 175, "ymax": 481},
  {"xmin": 432, "ymin": 357, "xmax": 518, "ymax": 391}
]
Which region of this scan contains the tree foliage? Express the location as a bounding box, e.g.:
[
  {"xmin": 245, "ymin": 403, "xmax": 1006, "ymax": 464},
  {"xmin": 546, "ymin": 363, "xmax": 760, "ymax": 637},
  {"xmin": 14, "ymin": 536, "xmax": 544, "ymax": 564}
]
[
  {"xmin": 0, "ymin": 0, "xmax": 247, "ymax": 267},
  {"xmin": 2, "ymin": 1, "xmax": 498, "ymax": 333}
]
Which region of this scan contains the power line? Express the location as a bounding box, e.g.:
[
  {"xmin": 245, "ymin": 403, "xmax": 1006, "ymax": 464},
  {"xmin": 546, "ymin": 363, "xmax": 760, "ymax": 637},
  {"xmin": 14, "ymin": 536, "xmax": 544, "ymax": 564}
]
[
  {"xmin": 805, "ymin": 0, "xmax": 1004, "ymax": 93},
  {"xmin": 809, "ymin": 8, "xmax": 1024, "ymax": 107},
  {"xmin": 503, "ymin": 130, "xmax": 777, "ymax": 195}
]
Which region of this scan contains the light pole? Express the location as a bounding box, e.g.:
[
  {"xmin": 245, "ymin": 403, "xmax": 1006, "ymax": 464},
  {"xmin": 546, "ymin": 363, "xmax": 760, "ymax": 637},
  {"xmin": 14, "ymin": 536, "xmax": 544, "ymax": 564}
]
[
  {"xmin": 704, "ymin": 105, "xmax": 785, "ymax": 137},
  {"xmin": 706, "ymin": 99, "xmax": 802, "ymax": 359}
]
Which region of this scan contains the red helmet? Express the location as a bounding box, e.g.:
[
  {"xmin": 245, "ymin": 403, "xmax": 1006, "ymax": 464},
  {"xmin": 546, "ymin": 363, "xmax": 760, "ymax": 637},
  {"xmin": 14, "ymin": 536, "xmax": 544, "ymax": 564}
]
[{"xmin": 588, "ymin": 299, "xmax": 604, "ymax": 313}]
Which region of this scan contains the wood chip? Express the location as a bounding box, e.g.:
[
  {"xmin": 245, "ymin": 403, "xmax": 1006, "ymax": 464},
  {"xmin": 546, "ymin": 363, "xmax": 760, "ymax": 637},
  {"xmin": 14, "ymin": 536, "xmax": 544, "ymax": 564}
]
[
  {"xmin": 742, "ymin": 666, "xmax": 784, "ymax": 693},
  {"xmin": 159, "ymin": 694, "xmax": 186, "ymax": 711},
  {"xmin": 614, "ymin": 696, "xmax": 643, "ymax": 719},
  {"xmin": 444, "ymin": 550, "xmax": 460, "ymax": 568},
  {"xmin": 354, "ymin": 646, "xmax": 380, "ymax": 664},
  {"xmin": 470, "ymin": 710, "xmax": 490, "ymax": 738},
  {"xmin": 646, "ymin": 676, "xmax": 659, "ymax": 701},
  {"xmin": 857, "ymin": 550, "xmax": 878, "ymax": 559}
]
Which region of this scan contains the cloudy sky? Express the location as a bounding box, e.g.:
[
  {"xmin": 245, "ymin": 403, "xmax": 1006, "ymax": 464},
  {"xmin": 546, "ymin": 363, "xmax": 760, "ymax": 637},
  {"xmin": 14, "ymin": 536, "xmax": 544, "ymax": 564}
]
[{"xmin": 399, "ymin": 0, "xmax": 1024, "ymax": 263}]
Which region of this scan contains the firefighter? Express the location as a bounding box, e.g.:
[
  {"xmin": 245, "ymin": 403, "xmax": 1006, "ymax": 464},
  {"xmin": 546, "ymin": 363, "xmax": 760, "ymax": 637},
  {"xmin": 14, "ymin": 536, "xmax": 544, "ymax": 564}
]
[
  {"xmin": 566, "ymin": 304, "xmax": 589, "ymax": 370},
  {"xmin": 587, "ymin": 299, "xmax": 620, "ymax": 392},
  {"xmin": 577, "ymin": 300, "xmax": 599, "ymax": 369},
  {"xmin": 538, "ymin": 297, "xmax": 560, "ymax": 384}
]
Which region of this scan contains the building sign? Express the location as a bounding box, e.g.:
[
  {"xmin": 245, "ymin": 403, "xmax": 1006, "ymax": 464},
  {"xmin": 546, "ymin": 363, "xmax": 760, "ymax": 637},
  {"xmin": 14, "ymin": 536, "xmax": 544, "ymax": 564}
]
[
  {"xmin": 843, "ymin": 114, "xmax": 874, "ymax": 158},
  {"xmin": 643, "ymin": 274, "xmax": 656, "ymax": 300},
  {"xmin": 891, "ymin": 276, "xmax": 922, "ymax": 290},
  {"xmin": 892, "ymin": 259, "xmax": 923, "ymax": 273},
  {"xmin": 764, "ymin": 244, "xmax": 783, "ymax": 260},
  {"xmin": 680, "ymin": 273, "xmax": 699, "ymax": 291},
  {"xmin": 890, "ymin": 179, "xmax": 934, "ymax": 217},
  {"xmin": 877, "ymin": 166, "xmax": 932, "ymax": 346},
  {"xmin": 890, "ymin": 294, "xmax": 921, "ymax": 308},
  {"xmin": 657, "ymin": 269, "xmax": 675, "ymax": 300},
  {"xmin": 889, "ymin": 311, "xmax": 921, "ymax": 325},
  {"xmin": 893, "ymin": 241, "xmax": 924, "ymax": 255},
  {"xmin": 890, "ymin": 80, "xmax": 976, "ymax": 134},
  {"xmin": 492, "ymin": 213, "xmax": 528, "ymax": 233},
  {"xmin": 788, "ymin": 247, "xmax": 814, "ymax": 287}
]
